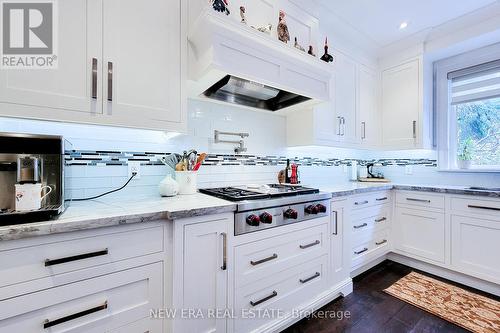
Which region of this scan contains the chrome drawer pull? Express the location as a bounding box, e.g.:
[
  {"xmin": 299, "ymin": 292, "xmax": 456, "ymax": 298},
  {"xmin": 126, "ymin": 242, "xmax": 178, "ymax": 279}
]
[
  {"xmin": 376, "ymin": 239, "xmax": 388, "ymax": 246},
  {"xmin": 107, "ymin": 61, "xmax": 113, "ymax": 102},
  {"xmin": 376, "ymin": 197, "xmax": 388, "ymax": 201},
  {"xmin": 468, "ymin": 205, "xmax": 500, "ymax": 211},
  {"xmin": 354, "ymin": 248, "xmax": 368, "ymax": 255},
  {"xmin": 353, "ymin": 223, "xmax": 368, "ymax": 229},
  {"xmin": 250, "ymin": 291, "xmax": 277, "ymax": 307},
  {"xmin": 250, "ymin": 253, "xmax": 278, "ymax": 266},
  {"xmin": 332, "ymin": 210, "xmax": 338, "ymax": 235},
  {"xmin": 43, "ymin": 301, "xmax": 108, "ymax": 329},
  {"xmin": 300, "ymin": 272, "xmax": 320, "ymax": 284},
  {"xmin": 91, "ymin": 58, "xmax": 97, "ymax": 99},
  {"xmin": 355, "ymin": 200, "xmax": 369, "ymax": 205},
  {"xmin": 45, "ymin": 248, "xmax": 108, "ymax": 267},
  {"xmin": 299, "ymin": 240, "xmax": 320, "ymax": 249},
  {"xmin": 406, "ymin": 198, "xmax": 431, "ymax": 203},
  {"xmin": 375, "ymin": 217, "xmax": 387, "ymax": 223}
]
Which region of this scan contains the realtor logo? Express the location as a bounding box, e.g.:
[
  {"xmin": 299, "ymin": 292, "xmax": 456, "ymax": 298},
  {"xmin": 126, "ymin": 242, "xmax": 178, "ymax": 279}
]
[{"xmin": 1, "ymin": 0, "xmax": 57, "ymax": 68}]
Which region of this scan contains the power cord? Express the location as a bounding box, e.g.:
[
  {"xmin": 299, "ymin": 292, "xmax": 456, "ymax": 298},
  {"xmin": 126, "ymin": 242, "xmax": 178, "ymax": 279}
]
[{"xmin": 68, "ymin": 172, "xmax": 137, "ymax": 202}]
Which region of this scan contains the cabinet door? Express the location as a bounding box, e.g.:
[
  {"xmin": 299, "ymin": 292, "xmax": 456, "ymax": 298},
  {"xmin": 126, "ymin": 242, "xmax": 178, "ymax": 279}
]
[
  {"xmin": 331, "ymin": 202, "xmax": 350, "ymax": 286},
  {"xmin": 381, "ymin": 58, "xmax": 420, "ymax": 148},
  {"xmin": 393, "ymin": 207, "xmax": 445, "ymax": 263},
  {"xmin": 451, "ymin": 215, "xmax": 500, "ymax": 284},
  {"xmin": 102, "ymin": 0, "xmax": 185, "ymax": 130},
  {"xmin": 182, "ymin": 220, "xmax": 228, "ymax": 333},
  {"xmin": 0, "ymin": 0, "xmax": 102, "ymax": 117},
  {"xmin": 334, "ymin": 53, "xmax": 358, "ymax": 143},
  {"xmin": 358, "ymin": 65, "xmax": 379, "ymax": 146}
]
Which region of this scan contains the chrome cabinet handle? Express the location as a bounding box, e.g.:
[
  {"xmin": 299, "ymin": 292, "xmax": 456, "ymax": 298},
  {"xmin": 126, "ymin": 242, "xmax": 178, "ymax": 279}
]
[
  {"xmin": 342, "ymin": 117, "xmax": 346, "ymax": 136},
  {"xmin": 299, "ymin": 272, "xmax": 320, "ymax": 284},
  {"xmin": 406, "ymin": 198, "xmax": 431, "ymax": 203},
  {"xmin": 332, "ymin": 210, "xmax": 338, "ymax": 235},
  {"xmin": 376, "ymin": 239, "xmax": 388, "ymax": 246},
  {"xmin": 355, "ymin": 200, "xmax": 369, "ymax": 205},
  {"xmin": 107, "ymin": 61, "xmax": 113, "ymax": 102},
  {"xmin": 353, "ymin": 223, "xmax": 368, "ymax": 229},
  {"xmin": 250, "ymin": 253, "xmax": 278, "ymax": 266},
  {"xmin": 412, "ymin": 120, "xmax": 417, "ymax": 139},
  {"xmin": 375, "ymin": 217, "xmax": 387, "ymax": 223},
  {"xmin": 361, "ymin": 121, "xmax": 366, "ymax": 140},
  {"xmin": 45, "ymin": 248, "xmax": 108, "ymax": 267},
  {"xmin": 43, "ymin": 301, "xmax": 108, "ymax": 329},
  {"xmin": 376, "ymin": 197, "xmax": 388, "ymax": 201},
  {"xmin": 220, "ymin": 232, "xmax": 227, "ymax": 271},
  {"xmin": 91, "ymin": 58, "xmax": 97, "ymax": 99},
  {"xmin": 354, "ymin": 248, "xmax": 368, "ymax": 255},
  {"xmin": 250, "ymin": 291, "xmax": 277, "ymax": 307},
  {"xmin": 468, "ymin": 205, "xmax": 500, "ymax": 211},
  {"xmin": 337, "ymin": 117, "xmax": 342, "ymax": 135},
  {"xmin": 299, "ymin": 240, "xmax": 320, "ymax": 249}
]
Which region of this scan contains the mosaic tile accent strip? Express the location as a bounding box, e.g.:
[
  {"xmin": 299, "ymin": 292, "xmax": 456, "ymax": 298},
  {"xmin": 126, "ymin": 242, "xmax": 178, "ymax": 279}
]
[{"xmin": 65, "ymin": 150, "xmax": 438, "ymax": 168}]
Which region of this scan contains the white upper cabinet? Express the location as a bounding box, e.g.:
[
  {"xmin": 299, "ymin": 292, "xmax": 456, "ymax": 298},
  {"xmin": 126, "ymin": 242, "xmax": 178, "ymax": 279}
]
[
  {"xmin": 358, "ymin": 65, "xmax": 380, "ymax": 146},
  {"xmin": 0, "ymin": 0, "xmax": 186, "ymax": 132},
  {"xmin": 381, "ymin": 57, "xmax": 428, "ymax": 149},
  {"xmin": 334, "ymin": 52, "xmax": 358, "ymax": 144},
  {"xmin": 0, "ymin": 0, "xmax": 102, "ymax": 116}
]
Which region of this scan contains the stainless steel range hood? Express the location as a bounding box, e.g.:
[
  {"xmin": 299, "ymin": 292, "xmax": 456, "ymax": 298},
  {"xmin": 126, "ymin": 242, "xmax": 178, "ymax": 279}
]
[{"xmin": 202, "ymin": 75, "xmax": 311, "ymax": 111}]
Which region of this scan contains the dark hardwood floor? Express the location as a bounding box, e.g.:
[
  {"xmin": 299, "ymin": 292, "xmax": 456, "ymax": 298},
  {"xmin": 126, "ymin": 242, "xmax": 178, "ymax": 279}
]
[{"xmin": 282, "ymin": 260, "xmax": 497, "ymax": 333}]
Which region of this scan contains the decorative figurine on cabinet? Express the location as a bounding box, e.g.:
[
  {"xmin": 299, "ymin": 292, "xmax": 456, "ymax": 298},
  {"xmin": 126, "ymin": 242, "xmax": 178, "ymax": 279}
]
[
  {"xmin": 320, "ymin": 37, "xmax": 334, "ymax": 63},
  {"xmin": 308, "ymin": 45, "xmax": 316, "ymax": 57},
  {"xmin": 240, "ymin": 6, "xmax": 246, "ymax": 24},
  {"xmin": 294, "ymin": 37, "xmax": 305, "ymax": 52},
  {"xmin": 211, "ymin": 0, "xmax": 230, "ymax": 16},
  {"xmin": 277, "ymin": 10, "xmax": 290, "ymax": 43}
]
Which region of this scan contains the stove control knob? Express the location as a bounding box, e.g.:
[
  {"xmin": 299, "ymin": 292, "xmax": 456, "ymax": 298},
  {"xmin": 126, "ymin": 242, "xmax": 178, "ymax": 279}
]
[
  {"xmin": 315, "ymin": 204, "xmax": 327, "ymax": 213},
  {"xmin": 246, "ymin": 214, "xmax": 260, "ymax": 226},
  {"xmin": 260, "ymin": 212, "xmax": 273, "ymax": 224},
  {"xmin": 305, "ymin": 205, "xmax": 319, "ymax": 215},
  {"xmin": 284, "ymin": 208, "xmax": 298, "ymax": 220}
]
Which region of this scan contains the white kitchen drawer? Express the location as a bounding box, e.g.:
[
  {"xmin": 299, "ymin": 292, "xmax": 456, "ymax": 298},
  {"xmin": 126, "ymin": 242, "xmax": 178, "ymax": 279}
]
[
  {"xmin": 235, "ymin": 223, "xmax": 328, "ymax": 287},
  {"xmin": 396, "ymin": 191, "xmax": 445, "ymax": 210},
  {"xmin": 0, "ymin": 263, "xmax": 163, "ymax": 333},
  {"xmin": 351, "ymin": 229, "xmax": 389, "ymax": 268},
  {"xmin": 350, "ymin": 191, "xmax": 392, "ymax": 210},
  {"xmin": 234, "ymin": 255, "xmax": 328, "ymax": 333},
  {"xmin": 351, "ymin": 204, "xmax": 391, "ymax": 244},
  {"xmin": 450, "ymin": 197, "xmax": 500, "ymax": 220},
  {"xmin": 0, "ymin": 224, "xmax": 164, "ymax": 289},
  {"xmin": 107, "ymin": 317, "xmax": 163, "ymax": 333}
]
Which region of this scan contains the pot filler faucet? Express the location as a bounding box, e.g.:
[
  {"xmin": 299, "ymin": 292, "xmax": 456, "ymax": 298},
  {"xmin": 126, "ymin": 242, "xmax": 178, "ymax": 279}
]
[{"xmin": 214, "ymin": 130, "xmax": 249, "ymax": 154}]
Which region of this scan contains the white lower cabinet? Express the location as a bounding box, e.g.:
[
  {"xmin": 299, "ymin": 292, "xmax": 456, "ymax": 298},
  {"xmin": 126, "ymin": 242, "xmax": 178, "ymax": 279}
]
[
  {"xmin": 393, "ymin": 207, "xmax": 445, "ymax": 264},
  {"xmin": 172, "ymin": 214, "xmax": 231, "ymax": 333},
  {"xmin": 451, "ymin": 215, "xmax": 500, "ymax": 284},
  {"xmin": 0, "ymin": 263, "xmax": 163, "ymax": 333},
  {"xmin": 331, "ymin": 199, "xmax": 351, "ymax": 286}
]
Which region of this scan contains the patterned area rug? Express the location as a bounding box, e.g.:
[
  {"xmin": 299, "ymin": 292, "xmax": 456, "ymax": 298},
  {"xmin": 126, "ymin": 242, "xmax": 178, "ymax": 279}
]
[{"xmin": 384, "ymin": 272, "xmax": 500, "ymax": 333}]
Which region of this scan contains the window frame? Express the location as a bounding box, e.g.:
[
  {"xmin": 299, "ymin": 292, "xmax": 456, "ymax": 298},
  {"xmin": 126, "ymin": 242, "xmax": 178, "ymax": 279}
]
[{"xmin": 435, "ymin": 43, "xmax": 500, "ymax": 172}]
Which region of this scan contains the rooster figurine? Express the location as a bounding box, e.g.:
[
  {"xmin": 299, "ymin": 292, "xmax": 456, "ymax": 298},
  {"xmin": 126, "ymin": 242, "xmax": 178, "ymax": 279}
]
[
  {"xmin": 211, "ymin": 0, "xmax": 230, "ymax": 15},
  {"xmin": 320, "ymin": 37, "xmax": 334, "ymax": 63},
  {"xmin": 277, "ymin": 10, "xmax": 290, "ymax": 43}
]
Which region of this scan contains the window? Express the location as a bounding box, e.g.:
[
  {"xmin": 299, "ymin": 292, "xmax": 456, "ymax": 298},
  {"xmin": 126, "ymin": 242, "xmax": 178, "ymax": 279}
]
[{"xmin": 435, "ymin": 44, "xmax": 500, "ymax": 172}]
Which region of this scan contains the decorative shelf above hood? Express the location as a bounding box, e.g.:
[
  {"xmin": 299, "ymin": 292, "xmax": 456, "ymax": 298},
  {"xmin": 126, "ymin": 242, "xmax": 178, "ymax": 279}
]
[{"xmin": 188, "ymin": 10, "xmax": 333, "ymax": 113}]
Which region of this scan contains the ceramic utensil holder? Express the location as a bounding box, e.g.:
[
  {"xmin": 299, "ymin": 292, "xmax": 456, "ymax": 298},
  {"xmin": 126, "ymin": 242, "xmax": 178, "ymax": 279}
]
[{"xmin": 175, "ymin": 171, "xmax": 197, "ymax": 195}]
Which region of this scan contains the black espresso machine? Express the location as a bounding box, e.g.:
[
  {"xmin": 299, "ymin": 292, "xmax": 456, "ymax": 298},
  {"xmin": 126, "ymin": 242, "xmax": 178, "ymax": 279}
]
[{"xmin": 0, "ymin": 133, "xmax": 71, "ymax": 226}]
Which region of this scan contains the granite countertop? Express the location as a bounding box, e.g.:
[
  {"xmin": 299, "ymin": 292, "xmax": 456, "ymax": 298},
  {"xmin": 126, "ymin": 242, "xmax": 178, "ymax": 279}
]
[
  {"xmin": 321, "ymin": 182, "xmax": 500, "ymax": 198},
  {"xmin": 0, "ymin": 193, "xmax": 236, "ymax": 241}
]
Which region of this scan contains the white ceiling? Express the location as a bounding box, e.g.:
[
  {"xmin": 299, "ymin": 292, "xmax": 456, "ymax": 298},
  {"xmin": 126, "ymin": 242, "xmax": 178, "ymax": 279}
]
[{"xmin": 319, "ymin": 0, "xmax": 498, "ymax": 46}]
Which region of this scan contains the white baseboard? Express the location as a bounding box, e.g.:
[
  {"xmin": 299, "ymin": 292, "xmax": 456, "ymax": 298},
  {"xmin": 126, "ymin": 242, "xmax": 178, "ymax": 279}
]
[
  {"xmin": 387, "ymin": 253, "xmax": 500, "ymax": 297},
  {"xmin": 351, "ymin": 255, "xmax": 388, "ymax": 278}
]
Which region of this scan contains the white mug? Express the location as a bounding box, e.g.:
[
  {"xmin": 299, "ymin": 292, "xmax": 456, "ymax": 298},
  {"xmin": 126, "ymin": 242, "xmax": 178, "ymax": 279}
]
[{"xmin": 15, "ymin": 183, "xmax": 52, "ymax": 212}]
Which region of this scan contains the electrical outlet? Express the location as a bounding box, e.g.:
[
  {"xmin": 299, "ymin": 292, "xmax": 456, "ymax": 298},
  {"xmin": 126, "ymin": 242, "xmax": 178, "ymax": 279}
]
[
  {"xmin": 405, "ymin": 165, "xmax": 413, "ymax": 175},
  {"xmin": 128, "ymin": 161, "xmax": 141, "ymax": 179}
]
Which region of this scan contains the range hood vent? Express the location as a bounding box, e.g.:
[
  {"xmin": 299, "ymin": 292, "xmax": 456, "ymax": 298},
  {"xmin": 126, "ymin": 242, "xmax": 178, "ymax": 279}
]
[
  {"xmin": 188, "ymin": 11, "xmax": 332, "ymax": 113},
  {"xmin": 202, "ymin": 75, "xmax": 311, "ymax": 111}
]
